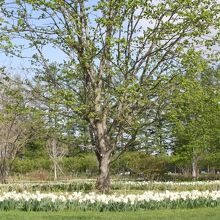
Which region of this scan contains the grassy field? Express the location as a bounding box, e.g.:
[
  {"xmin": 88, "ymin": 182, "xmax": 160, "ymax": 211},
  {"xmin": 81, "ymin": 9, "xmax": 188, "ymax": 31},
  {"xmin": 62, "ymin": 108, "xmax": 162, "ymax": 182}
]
[{"xmin": 1, "ymin": 207, "xmax": 220, "ymax": 220}]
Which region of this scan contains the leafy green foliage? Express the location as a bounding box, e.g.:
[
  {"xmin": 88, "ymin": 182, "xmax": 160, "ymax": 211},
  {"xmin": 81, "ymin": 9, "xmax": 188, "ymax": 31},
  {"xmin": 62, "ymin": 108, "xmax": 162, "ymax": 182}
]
[{"xmin": 167, "ymin": 64, "xmax": 220, "ymax": 173}]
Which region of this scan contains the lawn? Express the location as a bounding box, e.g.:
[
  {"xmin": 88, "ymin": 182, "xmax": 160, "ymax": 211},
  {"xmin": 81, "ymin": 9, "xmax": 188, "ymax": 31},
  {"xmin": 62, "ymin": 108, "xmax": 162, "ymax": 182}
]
[{"xmin": 1, "ymin": 207, "xmax": 220, "ymax": 220}]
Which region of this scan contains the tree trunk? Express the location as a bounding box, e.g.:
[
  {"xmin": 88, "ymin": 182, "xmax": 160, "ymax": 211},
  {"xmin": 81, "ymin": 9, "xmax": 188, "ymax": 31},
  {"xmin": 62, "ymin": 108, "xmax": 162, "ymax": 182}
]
[
  {"xmin": 95, "ymin": 151, "xmax": 111, "ymax": 193},
  {"xmin": 53, "ymin": 160, "xmax": 57, "ymax": 181},
  {"xmin": 0, "ymin": 160, "xmax": 8, "ymax": 184},
  {"xmin": 92, "ymin": 83, "xmax": 112, "ymax": 192},
  {"xmin": 192, "ymin": 154, "xmax": 197, "ymax": 180}
]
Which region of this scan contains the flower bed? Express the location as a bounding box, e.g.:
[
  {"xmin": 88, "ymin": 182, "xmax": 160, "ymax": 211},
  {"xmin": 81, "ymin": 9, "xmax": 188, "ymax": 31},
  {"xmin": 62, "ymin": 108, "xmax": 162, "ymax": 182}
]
[
  {"xmin": 111, "ymin": 180, "xmax": 220, "ymax": 191},
  {"xmin": 1, "ymin": 180, "xmax": 220, "ymax": 192},
  {"xmin": 0, "ymin": 190, "xmax": 220, "ymax": 211}
]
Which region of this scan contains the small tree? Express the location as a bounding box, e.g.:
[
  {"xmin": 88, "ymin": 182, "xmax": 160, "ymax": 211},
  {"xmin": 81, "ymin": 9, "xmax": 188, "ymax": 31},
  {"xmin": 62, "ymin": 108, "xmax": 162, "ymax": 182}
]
[
  {"xmin": 46, "ymin": 137, "xmax": 67, "ymax": 181},
  {"xmin": 0, "ymin": 75, "xmax": 33, "ymax": 183}
]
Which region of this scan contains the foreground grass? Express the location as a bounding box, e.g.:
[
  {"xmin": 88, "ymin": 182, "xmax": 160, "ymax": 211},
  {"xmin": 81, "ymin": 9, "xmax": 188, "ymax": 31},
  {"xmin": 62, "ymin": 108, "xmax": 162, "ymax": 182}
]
[{"xmin": 1, "ymin": 207, "xmax": 220, "ymax": 220}]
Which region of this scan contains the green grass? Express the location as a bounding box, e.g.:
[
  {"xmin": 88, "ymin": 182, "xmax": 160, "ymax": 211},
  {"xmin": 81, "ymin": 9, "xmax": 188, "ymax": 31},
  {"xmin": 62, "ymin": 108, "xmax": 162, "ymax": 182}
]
[{"xmin": 1, "ymin": 207, "xmax": 220, "ymax": 220}]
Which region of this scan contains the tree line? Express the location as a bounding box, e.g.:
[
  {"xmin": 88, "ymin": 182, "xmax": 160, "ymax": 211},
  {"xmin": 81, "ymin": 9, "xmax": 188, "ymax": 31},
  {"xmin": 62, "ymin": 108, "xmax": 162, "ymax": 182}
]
[{"xmin": 0, "ymin": 64, "xmax": 220, "ymax": 184}]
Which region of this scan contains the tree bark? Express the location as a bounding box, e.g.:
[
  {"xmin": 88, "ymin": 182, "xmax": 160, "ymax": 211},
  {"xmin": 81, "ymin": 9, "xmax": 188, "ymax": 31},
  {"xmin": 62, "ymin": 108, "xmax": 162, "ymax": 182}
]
[
  {"xmin": 89, "ymin": 121, "xmax": 112, "ymax": 192},
  {"xmin": 0, "ymin": 160, "xmax": 8, "ymax": 184},
  {"xmin": 192, "ymin": 154, "xmax": 198, "ymax": 180},
  {"xmin": 53, "ymin": 160, "xmax": 57, "ymax": 181},
  {"xmin": 95, "ymin": 151, "xmax": 111, "ymax": 193}
]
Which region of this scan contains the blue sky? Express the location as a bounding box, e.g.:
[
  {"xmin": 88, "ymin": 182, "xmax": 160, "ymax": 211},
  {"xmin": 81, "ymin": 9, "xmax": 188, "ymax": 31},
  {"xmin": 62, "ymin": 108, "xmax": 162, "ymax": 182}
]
[
  {"xmin": 0, "ymin": 44, "xmax": 66, "ymax": 70},
  {"xmin": 0, "ymin": 0, "xmax": 98, "ymax": 76}
]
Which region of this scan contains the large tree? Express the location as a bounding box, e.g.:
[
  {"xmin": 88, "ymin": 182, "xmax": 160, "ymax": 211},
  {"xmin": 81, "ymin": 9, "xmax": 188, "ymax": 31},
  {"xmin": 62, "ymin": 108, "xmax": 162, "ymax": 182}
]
[{"xmin": 0, "ymin": 0, "xmax": 219, "ymax": 191}]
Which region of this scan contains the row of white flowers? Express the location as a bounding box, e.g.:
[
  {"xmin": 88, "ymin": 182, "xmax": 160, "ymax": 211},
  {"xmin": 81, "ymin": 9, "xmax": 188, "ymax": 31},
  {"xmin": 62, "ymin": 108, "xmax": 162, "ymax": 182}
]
[
  {"xmin": 117, "ymin": 180, "xmax": 220, "ymax": 186},
  {"xmin": 0, "ymin": 190, "xmax": 220, "ymax": 211},
  {"xmin": 1, "ymin": 190, "xmax": 220, "ymax": 203},
  {"xmin": 3, "ymin": 180, "xmax": 220, "ymax": 187}
]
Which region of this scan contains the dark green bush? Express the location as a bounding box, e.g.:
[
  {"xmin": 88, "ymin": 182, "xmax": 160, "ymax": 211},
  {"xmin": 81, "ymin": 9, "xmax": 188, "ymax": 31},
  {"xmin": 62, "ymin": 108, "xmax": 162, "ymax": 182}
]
[
  {"xmin": 11, "ymin": 158, "xmax": 52, "ymax": 174},
  {"xmin": 62, "ymin": 154, "xmax": 98, "ymax": 176}
]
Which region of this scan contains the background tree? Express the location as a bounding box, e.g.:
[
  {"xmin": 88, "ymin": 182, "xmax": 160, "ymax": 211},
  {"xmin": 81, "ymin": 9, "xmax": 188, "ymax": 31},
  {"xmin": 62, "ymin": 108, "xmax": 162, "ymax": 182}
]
[
  {"xmin": 0, "ymin": 74, "xmax": 37, "ymax": 183},
  {"xmin": 168, "ymin": 58, "xmax": 220, "ymax": 179},
  {"xmin": 46, "ymin": 138, "xmax": 68, "ymax": 181},
  {"xmin": 0, "ymin": 0, "xmax": 219, "ymax": 191},
  {"xmin": 31, "ymin": 64, "xmax": 78, "ymax": 180}
]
